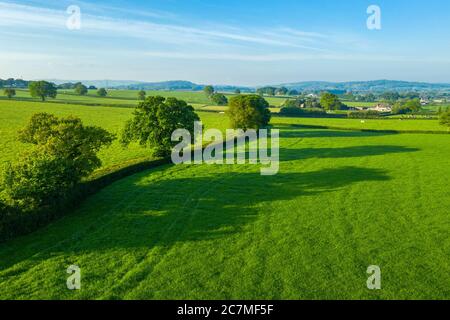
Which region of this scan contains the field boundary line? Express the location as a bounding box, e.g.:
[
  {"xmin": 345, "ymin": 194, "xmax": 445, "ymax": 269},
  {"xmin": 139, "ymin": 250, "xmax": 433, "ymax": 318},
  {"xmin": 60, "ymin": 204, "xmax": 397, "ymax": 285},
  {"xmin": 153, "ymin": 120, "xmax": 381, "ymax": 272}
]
[{"xmin": 278, "ymin": 123, "xmax": 450, "ymax": 135}]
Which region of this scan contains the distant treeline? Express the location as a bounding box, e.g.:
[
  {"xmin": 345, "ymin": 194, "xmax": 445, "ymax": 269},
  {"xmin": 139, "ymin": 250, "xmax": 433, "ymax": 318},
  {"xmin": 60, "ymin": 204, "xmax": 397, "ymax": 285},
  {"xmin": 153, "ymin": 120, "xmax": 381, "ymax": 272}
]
[
  {"xmin": 57, "ymin": 82, "xmax": 97, "ymax": 90},
  {"xmin": 0, "ymin": 78, "xmax": 29, "ymax": 88}
]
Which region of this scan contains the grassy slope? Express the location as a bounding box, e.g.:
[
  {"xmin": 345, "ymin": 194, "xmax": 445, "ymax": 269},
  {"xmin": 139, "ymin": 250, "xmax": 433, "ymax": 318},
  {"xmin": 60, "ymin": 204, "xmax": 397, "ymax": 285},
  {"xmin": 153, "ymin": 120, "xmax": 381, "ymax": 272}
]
[
  {"xmin": 0, "ymin": 124, "xmax": 449, "ymax": 299},
  {"xmin": 0, "ymin": 100, "xmax": 228, "ymax": 173}
]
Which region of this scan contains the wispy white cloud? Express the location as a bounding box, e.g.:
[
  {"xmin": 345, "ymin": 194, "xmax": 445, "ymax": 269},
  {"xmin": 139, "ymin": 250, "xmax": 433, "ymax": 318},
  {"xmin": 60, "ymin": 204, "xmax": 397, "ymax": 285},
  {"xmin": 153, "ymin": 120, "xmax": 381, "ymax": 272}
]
[
  {"xmin": 139, "ymin": 51, "xmax": 435, "ymax": 63},
  {"xmin": 0, "ymin": 1, "xmax": 327, "ymax": 50}
]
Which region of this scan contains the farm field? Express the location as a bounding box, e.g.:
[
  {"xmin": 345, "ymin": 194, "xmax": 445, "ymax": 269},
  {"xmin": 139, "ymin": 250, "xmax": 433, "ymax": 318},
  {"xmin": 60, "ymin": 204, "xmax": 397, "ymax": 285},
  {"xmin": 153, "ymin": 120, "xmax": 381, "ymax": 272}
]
[
  {"xmin": 0, "ymin": 99, "xmax": 229, "ymax": 174},
  {"xmin": 272, "ymin": 116, "xmax": 448, "ymax": 132},
  {"xmin": 2, "ymin": 89, "xmax": 290, "ymax": 108},
  {"xmin": 0, "ymin": 121, "xmax": 449, "ymax": 299}
]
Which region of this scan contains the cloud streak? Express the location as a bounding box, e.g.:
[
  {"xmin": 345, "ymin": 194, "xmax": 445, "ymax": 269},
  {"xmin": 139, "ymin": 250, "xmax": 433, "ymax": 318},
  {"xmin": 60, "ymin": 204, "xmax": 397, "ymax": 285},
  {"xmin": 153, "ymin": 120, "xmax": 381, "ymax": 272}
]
[{"xmin": 0, "ymin": 1, "xmax": 327, "ymax": 50}]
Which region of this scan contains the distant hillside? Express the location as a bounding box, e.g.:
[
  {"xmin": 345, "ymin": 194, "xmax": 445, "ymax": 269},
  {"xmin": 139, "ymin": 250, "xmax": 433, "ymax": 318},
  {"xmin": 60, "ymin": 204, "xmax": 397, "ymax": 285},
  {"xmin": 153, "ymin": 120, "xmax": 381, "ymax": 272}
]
[
  {"xmin": 43, "ymin": 79, "xmax": 251, "ymax": 92},
  {"xmin": 275, "ymin": 80, "xmax": 450, "ymax": 93},
  {"xmin": 28, "ymin": 78, "xmax": 450, "ymax": 93}
]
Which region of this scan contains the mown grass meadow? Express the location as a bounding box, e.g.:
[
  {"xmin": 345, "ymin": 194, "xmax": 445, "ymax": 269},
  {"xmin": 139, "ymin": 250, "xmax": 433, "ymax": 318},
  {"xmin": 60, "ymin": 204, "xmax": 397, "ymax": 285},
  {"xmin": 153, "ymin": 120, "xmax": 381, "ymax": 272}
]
[{"xmin": 0, "ymin": 92, "xmax": 449, "ymax": 300}]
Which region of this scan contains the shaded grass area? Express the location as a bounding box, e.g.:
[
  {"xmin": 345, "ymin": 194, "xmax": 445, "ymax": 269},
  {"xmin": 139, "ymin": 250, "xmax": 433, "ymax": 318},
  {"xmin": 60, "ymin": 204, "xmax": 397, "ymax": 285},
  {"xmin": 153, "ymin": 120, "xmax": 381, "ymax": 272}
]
[
  {"xmin": 0, "ymin": 127, "xmax": 448, "ymax": 299},
  {"xmin": 272, "ymin": 116, "xmax": 448, "ymax": 133}
]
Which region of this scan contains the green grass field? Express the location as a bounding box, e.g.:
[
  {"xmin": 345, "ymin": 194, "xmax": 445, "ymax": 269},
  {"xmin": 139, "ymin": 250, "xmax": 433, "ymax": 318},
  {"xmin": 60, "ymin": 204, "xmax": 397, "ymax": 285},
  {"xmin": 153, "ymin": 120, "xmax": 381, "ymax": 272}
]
[
  {"xmin": 0, "ymin": 94, "xmax": 449, "ymax": 300},
  {"xmin": 0, "ymin": 99, "xmax": 228, "ymax": 173},
  {"xmin": 272, "ymin": 117, "xmax": 448, "ymax": 132},
  {"xmin": 0, "ymin": 123, "xmax": 448, "ymax": 299}
]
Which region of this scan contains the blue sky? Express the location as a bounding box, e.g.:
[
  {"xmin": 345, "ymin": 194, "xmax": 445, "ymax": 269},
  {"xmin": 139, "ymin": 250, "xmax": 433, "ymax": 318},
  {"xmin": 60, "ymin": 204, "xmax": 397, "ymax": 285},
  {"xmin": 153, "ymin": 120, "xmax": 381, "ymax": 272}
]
[{"xmin": 1, "ymin": 0, "xmax": 450, "ymax": 85}]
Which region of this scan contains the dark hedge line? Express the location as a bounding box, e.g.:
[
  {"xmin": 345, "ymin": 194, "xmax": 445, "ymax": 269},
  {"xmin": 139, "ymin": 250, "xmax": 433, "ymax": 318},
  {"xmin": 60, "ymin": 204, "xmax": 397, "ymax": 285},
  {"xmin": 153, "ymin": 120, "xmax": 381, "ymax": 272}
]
[
  {"xmin": 347, "ymin": 110, "xmax": 383, "ymax": 119},
  {"xmin": 0, "ymin": 138, "xmax": 237, "ymax": 242},
  {"xmin": 0, "ymin": 156, "xmax": 171, "ymax": 242},
  {"xmin": 284, "ymin": 123, "xmax": 450, "ymax": 135},
  {"xmin": 278, "ymin": 107, "xmax": 344, "ymax": 118}
]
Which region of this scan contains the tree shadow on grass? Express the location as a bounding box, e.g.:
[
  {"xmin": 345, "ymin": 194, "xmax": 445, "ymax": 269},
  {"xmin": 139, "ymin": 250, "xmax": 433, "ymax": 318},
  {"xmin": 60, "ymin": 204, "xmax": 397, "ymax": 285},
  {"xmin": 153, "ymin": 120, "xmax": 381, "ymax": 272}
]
[
  {"xmin": 274, "ymin": 124, "xmax": 395, "ymax": 139},
  {"xmin": 281, "ymin": 129, "xmax": 394, "ymax": 139},
  {"xmin": 280, "ymin": 145, "xmax": 420, "ymax": 162},
  {"xmin": 0, "ymin": 165, "xmax": 391, "ymax": 271}
]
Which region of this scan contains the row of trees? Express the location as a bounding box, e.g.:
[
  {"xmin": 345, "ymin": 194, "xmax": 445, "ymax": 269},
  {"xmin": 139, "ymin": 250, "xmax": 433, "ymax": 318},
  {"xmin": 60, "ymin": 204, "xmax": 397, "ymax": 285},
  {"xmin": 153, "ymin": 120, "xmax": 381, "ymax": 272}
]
[
  {"xmin": 25, "ymin": 81, "xmax": 108, "ymax": 101},
  {"xmin": 256, "ymin": 87, "xmax": 298, "ymax": 96},
  {"xmin": 0, "ymin": 78, "xmax": 29, "ymax": 88},
  {"xmin": 282, "ymin": 92, "xmax": 348, "ymax": 111},
  {"xmin": 58, "ymin": 82, "xmax": 97, "ymax": 90}
]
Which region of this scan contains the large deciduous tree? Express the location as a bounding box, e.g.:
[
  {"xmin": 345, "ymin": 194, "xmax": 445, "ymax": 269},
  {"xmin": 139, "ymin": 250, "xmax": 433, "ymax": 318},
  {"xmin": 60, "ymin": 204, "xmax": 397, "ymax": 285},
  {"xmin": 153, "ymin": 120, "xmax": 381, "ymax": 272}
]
[
  {"xmin": 320, "ymin": 92, "xmax": 343, "ymax": 110},
  {"xmin": 227, "ymin": 95, "xmax": 271, "ymax": 130},
  {"xmin": 3, "ymin": 113, "xmax": 115, "ymax": 209},
  {"xmin": 28, "ymin": 81, "xmax": 57, "ymax": 101},
  {"xmin": 121, "ymin": 96, "xmax": 200, "ymax": 157}
]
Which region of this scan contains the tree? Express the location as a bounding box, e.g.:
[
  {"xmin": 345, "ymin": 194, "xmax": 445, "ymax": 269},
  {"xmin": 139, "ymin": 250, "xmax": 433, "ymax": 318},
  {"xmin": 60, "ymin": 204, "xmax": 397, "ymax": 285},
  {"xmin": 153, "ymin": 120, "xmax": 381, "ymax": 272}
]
[
  {"xmin": 283, "ymin": 98, "xmax": 303, "ymax": 108},
  {"xmin": 320, "ymin": 92, "xmax": 343, "ymax": 110},
  {"xmin": 138, "ymin": 90, "xmax": 146, "ymax": 100},
  {"xmin": 203, "ymin": 85, "xmax": 214, "ymax": 97},
  {"xmin": 3, "ymin": 88, "xmax": 16, "ymax": 99},
  {"xmin": 234, "ymin": 89, "xmax": 241, "ymax": 94},
  {"xmin": 88, "ymin": 85, "xmax": 97, "ymax": 90},
  {"xmin": 74, "ymin": 83, "xmax": 88, "ymax": 95},
  {"xmin": 392, "ymin": 99, "xmax": 421, "ymax": 114},
  {"xmin": 288, "ymin": 89, "xmax": 299, "ymax": 96},
  {"xmin": 28, "ymin": 81, "xmax": 57, "ymax": 101},
  {"xmin": 381, "ymin": 91, "xmax": 400, "ymax": 102},
  {"xmin": 276, "ymin": 87, "xmax": 288, "ymax": 96},
  {"xmin": 121, "ymin": 96, "xmax": 200, "ymax": 157},
  {"xmin": 227, "ymin": 95, "xmax": 271, "ymax": 130},
  {"xmin": 97, "ymin": 88, "xmax": 107, "ymax": 97},
  {"xmin": 439, "ymin": 110, "xmax": 450, "ymax": 127},
  {"xmin": 210, "ymin": 93, "xmax": 228, "ymax": 106},
  {"xmin": 257, "ymin": 87, "xmax": 276, "ymax": 96},
  {"xmin": 3, "ymin": 113, "xmax": 114, "ymax": 209}
]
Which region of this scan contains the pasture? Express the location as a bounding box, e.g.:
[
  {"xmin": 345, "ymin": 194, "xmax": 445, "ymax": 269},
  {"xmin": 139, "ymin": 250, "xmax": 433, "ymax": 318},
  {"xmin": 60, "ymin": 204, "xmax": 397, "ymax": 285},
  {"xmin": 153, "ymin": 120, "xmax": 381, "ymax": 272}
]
[
  {"xmin": 0, "ymin": 123, "xmax": 448, "ymax": 299},
  {"xmin": 0, "ymin": 94, "xmax": 449, "ymax": 300},
  {"xmin": 0, "ymin": 99, "xmax": 229, "ymax": 173}
]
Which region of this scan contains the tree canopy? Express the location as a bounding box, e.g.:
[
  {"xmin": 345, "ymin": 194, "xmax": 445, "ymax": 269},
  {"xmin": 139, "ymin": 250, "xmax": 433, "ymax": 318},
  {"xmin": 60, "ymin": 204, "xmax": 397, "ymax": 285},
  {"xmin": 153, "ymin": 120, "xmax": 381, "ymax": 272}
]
[
  {"xmin": 256, "ymin": 87, "xmax": 276, "ymax": 96},
  {"xmin": 227, "ymin": 95, "xmax": 271, "ymax": 130},
  {"xmin": 392, "ymin": 99, "xmax": 422, "ymax": 114},
  {"xmin": 138, "ymin": 90, "xmax": 146, "ymax": 100},
  {"xmin": 97, "ymin": 88, "xmax": 108, "ymax": 97},
  {"xmin": 210, "ymin": 93, "xmax": 228, "ymax": 106},
  {"xmin": 276, "ymin": 87, "xmax": 288, "ymax": 96},
  {"xmin": 28, "ymin": 81, "xmax": 57, "ymax": 101},
  {"xmin": 203, "ymin": 85, "xmax": 214, "ymax": 97},
  {"xmin": 121, "ymin": 96, "xmax": 200, "ymax": 157},
  {"xmin": 3, "ymin": 88, "xmax": 16, "ymax": 99},
  {"xmin": 74, "ymin": 83, "xmax": 88, "ymax": 95},
  {"xmin": 320, "ymin": 92, "xmax": 343, "ymax": 110},
  {"xmin": 3, "ymin": 113, "xmax": 114, "ymax": 209},
  {"xmin": 439, "ymin": 110, "xmax": 450, "ymax": 127}
]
